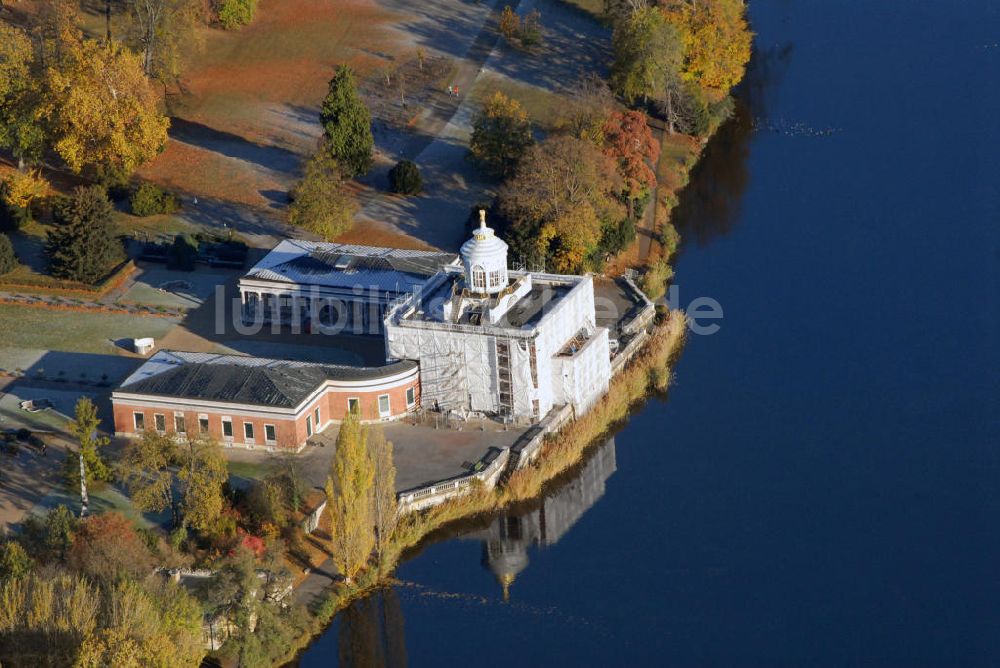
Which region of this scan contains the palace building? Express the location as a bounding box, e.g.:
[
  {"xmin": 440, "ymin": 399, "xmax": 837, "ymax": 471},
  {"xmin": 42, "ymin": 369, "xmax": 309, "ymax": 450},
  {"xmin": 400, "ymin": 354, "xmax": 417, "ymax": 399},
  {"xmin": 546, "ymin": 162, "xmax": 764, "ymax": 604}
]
[
  {"xmin": 112, "ymin": 351, "xmax": 419, "ymax": 450},
  {"xmin": 383, "ymin": 212, "xmax": 612, "ymax": 423},
  {"xmin": 112, "ymin": 213, "xmax": 616, "ymax": 447}
]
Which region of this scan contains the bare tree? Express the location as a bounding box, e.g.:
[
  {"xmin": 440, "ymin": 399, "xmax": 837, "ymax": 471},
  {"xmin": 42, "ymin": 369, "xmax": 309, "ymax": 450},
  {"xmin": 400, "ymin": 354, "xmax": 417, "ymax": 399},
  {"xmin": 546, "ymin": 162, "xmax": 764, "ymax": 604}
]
[
  {"xmin": 558, "ymin": 73, "xmax": 615, "ymax": 142},
  {"xmin": 124, "ymin": 0, "xmax": 201, "ymax": 85}
]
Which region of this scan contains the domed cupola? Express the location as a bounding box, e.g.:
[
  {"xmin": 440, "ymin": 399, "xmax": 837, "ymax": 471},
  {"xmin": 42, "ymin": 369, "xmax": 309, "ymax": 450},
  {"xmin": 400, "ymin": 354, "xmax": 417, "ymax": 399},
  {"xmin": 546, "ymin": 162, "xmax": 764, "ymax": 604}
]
[{"xmin": 461, "ymin": 210, "xmax": 509, "ymax": 295}]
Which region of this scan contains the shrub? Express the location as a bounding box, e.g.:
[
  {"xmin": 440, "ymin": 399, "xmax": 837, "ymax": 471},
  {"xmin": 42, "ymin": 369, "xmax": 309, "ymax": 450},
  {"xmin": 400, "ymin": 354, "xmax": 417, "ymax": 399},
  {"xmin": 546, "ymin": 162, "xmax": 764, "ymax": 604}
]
[
  {"xmin": 167, "ymin": 235, "xmax": 199, "ymax": 271},
  {"xmin": 0, "ymin": 171, "xmax": 47, "ymax": 231},
  {"xmin": 217, "ymin": 0, "xmax": 257, "ymax": 29},
  {"xmin": 640, "ymin": 257, "xmax": 674, "ymax": 301},
  {"xmin": 92, "ymin": 163, "xmax": 132, "ymax": 199},
  {"xmin": 0, "ymin": 234, "xmax": 17, "ymax": 275},
  {"xmin": 131, "ymin": 182, "xmax": 179, "ymax": 217},
  {"xmin": 388, "ymin": 160, "xmax": 423, "ymax": 195}
]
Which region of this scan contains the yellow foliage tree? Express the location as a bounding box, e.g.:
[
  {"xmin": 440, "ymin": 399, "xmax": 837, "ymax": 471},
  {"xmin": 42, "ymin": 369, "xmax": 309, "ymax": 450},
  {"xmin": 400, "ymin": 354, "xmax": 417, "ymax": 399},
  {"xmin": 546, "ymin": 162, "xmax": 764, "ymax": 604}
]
[
  {"xmin": 1, "ymin": 170, "xmax": 48, "ymax": 211},
  {"xmin": 326, "ymin": 408, "xmax": 375, "ymax": 584},
  {"xmin": 0, "ymin": 24, "xmax": 45, "ymax": 166},
  {"xmin": 368, "ymin": 425, "xmax": 398, "ymax": 573},
  {"xmin": 42, "ymin": 39, "xmax": 169, "ymax": 176},
  {"xmin": 661, "ymin": 0, "xmax": 752, "ymax": 91}
]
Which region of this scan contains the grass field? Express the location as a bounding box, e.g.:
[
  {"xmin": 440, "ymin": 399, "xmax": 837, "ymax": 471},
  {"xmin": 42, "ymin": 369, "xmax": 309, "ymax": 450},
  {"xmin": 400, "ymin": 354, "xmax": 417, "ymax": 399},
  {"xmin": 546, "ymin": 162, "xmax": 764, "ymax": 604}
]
[
  {"xmin": 470, "ymin": 73, "xmax": 568, "ymax": 132},
  {"xmin": 561, "ymin": 0, "xmax": 605, "ymax": 19},
  {"xmin": 0, "ymin": 305, "xmax": 178, "ymax": 354},
  {"xmin": 135, "ymin": 0, "xmax": 406, "ymax": 206}
]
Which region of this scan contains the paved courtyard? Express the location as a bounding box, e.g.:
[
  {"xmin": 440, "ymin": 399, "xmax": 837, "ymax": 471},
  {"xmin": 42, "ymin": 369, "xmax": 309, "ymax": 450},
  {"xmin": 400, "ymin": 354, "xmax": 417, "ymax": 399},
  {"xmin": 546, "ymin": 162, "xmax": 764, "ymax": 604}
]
[{"xmin": 223, "ymin": 418, "xmax": 528, "ymax": 494}]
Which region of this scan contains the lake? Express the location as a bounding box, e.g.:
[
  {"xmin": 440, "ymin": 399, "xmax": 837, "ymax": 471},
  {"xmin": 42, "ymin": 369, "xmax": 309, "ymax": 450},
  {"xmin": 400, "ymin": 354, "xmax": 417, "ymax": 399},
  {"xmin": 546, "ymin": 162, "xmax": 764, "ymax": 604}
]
[{"xmin": 298, "ymin": 0, "xmax": 999, "ymax": 664}]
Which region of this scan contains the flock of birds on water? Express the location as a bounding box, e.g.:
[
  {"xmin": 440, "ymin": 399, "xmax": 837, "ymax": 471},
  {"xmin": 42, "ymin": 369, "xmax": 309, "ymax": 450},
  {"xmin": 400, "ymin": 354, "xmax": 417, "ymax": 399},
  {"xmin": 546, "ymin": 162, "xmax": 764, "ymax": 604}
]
[{"xmin": 751, "ymin": 117, "xmax": 842, "ymax": 138}]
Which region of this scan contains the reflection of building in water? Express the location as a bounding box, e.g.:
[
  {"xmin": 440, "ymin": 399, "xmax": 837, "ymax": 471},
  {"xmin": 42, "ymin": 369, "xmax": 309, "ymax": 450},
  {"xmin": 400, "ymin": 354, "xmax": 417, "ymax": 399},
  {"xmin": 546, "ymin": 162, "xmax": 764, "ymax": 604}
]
[{"xmin": 478, "ymin": 438, "xmax": 617, "ymax": 600}]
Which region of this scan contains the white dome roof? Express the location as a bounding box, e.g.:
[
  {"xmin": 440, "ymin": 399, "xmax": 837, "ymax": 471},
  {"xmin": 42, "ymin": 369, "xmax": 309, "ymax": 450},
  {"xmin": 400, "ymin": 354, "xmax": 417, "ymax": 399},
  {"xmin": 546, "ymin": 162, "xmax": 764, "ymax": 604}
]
[{"xmin": 461, "ymin": 211, "xmax": 509, "ymax": 294}]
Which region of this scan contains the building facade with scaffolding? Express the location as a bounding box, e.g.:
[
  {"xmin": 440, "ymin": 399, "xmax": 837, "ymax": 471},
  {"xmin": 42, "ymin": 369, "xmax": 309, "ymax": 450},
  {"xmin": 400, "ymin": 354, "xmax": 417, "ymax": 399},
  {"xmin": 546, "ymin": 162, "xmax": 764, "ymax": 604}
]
[{"xmin": 383, "ymin": 213, "xmax": 612, "ymax": 424}]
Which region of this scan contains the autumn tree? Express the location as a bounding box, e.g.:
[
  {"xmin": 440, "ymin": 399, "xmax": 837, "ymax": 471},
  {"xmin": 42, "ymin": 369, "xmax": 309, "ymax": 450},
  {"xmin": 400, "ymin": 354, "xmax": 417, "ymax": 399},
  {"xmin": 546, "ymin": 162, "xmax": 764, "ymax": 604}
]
[
  {"xmin": 45, "ymin": 186, "xmax": 124, "ymax": 283},
  {"xmin": 74, "ymin": 578, "xmax": 205, "ymax": 667},
  {"xmin": 326, "ymin": 408, "xmax": 374, "ymax": 584},
  {"xmin": 602, "ymin": 110, "xmax": 660, "ymax": 214},
  {"xmin": 0, "ymin": 572, "xmax": 100, "ymax": 665},
  {"xmin": 66, "ymin": 397, "xmax": 112, "ymax": 490},
  {"xmin": 30, "ymin": 0, "xmax": 83, "ymax": 71},
  {"xmin": 0, "ymin": 170, "xmax": 48, "ymax": 229},
  {"xmin": 661, "ymin": 0, "xmax": 752, "ymax": 91},
  {"xmin": 603, "ymin": 0, "xmax": 649, "ymax": 24},
  {"xmin": 41, "ymin": 38, "xmax": 170, "ymax": 179},
  {"xmin": 119, "ymin": 430, "xmax": 178, "ymax": 524},
  {"xmin": 0, "ymin": 24, "xmax": 45, "ymax": 168},
  {"xmin": 498, "ymin": 5, "xmax": 520, "ymax": 40},
  {"xmin": 610, "ymin": 5, "xmax": 682, "ymax": 104},
  {"xmin": 68, "ymin": 512, "xmax": 155, "ymax": 582},
  {"xmin": 176, "ymin": 435, "xmax": 229, "ymax": 534},
  {"xmin": 216, "ymin": 0, "xmax": 258, "ymax": 30},
  {"xmin": 288, "ymin": 148, "xmax": 358, "ymax": 240},
  {"xmin": 0, "ymin": 572, "xmax": 205, "ymax": 667},
  {"xmin": 557, "ymin": 74, "xmax": 615, "ymax": 144},
  {"xmin": 499, "ymin": 135, "xmax": 622, "ymax": 273},
  {"xmin": 368, "ymin": 426, "xmax": 398, "ymax": 573},
  {"xmin": 123, "ymin": 0, "xmax": 203, "ymax": 86},
  {"xmin": 0, "ymin": 541, "xmax": 33, "ymax": 579},
  {"xmin": 119, "ymin": 431, "xmax": 227, "ymax": 532},
  {"xmin": 320, "ymin": 65, "xmax": 374, "ymax": 177},
  {"xmin": 469, "ymin": 91, "xmax": 533, "ymax": 178}
]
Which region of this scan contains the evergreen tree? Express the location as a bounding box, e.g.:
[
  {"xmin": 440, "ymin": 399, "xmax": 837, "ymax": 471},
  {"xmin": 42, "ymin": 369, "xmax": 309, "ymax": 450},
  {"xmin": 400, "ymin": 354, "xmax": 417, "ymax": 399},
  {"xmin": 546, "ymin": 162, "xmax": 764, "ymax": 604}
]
[
  {"xmin": 325, "ymin": 408, "xmax": 374, "ymax": 584},
  {"xmin": 319, "ymin": 65, "xmax": 373, "ymax": 177},
  {"xmin": 45, "ymin": 186, "xmax": 124, "ymax": 283}
]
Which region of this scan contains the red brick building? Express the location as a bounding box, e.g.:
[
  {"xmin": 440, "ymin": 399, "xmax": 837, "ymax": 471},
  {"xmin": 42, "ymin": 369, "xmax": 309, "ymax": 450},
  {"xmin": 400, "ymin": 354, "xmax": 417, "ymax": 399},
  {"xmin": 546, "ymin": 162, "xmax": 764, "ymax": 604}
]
[{"xmin": 112, "ymin": 351, "xmax": 419, "ymax": 451}]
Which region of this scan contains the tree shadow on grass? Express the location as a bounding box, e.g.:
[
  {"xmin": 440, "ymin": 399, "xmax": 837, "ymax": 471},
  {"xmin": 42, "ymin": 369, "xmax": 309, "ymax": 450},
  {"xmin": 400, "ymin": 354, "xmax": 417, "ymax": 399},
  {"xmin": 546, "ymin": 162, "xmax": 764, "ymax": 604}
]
[{"xmin": 169, "ymin": 117, "xmax": 303, "ymax": 175}]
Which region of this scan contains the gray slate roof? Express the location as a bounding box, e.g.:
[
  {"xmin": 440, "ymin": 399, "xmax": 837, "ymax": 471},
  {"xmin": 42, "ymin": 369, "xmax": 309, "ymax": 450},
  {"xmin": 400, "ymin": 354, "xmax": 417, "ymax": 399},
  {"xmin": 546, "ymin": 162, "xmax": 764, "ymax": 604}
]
[
  {"xmin": 241, "ymin": 240, "xmax": 458, "ymax": 294},
  {"xmin": 118, "ymin": 351, "xmax": 416, "ymax": 409}
]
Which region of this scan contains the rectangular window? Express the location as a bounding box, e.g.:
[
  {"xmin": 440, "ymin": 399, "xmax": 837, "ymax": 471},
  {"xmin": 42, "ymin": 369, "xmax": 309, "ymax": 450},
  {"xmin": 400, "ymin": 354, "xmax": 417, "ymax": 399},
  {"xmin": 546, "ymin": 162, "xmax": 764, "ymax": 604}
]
[
  {"xmin": 378, "ymin": 394, "xmax": 390, "ymax": 417},
  {"xmin": 264, "ymin": 424, "xmax": 276, "ymax": 444},
  {"xmin": 348, "ymin": 397, "xmax": 359, "ymax": 414},
  {"xmin": 306, "ymin": 416, "xmax": 313, "ymax": 437},
  {"xmin": 199, "ymin": 415, "xmax": 209, "ymax": 434},
  {"xmin": 243, "ymin": 422, "xmax": 254, "ymax": 441},
  {"xmin": 133, "ymin": 412, "xmax": 145, "ymax": 431},
  {"xmin": 174, "ymin": 414, "xmax": 186, "ymax": 434},
  {"xmin": 222, "ymin": 418, "xmax": 233, "ymax": 439},
  {"xmin": 154, "ymin": 414, "xmax": 165, "ymax": 432},
  {"xmin": 406, "ymin": 386, "xmax": 416, "ymax": 407},
  {"xmin": 314, "ymin": 407, "xmax": 320, "ymax": 428}
]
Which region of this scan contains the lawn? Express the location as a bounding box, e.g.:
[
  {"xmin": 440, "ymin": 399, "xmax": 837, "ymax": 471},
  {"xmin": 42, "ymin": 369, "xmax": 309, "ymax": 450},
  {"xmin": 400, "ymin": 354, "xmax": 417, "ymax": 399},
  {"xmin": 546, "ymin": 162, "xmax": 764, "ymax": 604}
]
[
  {"xmin": 470, "ymin": 73, "xmax": 569, "ymax": 132},
  {"xmin": 0, "ymin": 304, "xmax": 178, "ymax": 355},
  {"xmin": 560, "ymin": 0, "xmax": 605, "ymax": 19}
]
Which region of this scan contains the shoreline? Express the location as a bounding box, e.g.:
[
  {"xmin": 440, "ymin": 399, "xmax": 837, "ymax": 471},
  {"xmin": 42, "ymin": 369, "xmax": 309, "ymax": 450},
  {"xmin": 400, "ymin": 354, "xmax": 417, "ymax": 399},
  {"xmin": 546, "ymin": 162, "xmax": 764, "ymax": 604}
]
[{"xmin": 278, "ymin": 308, "xmax": 688, "ymax": 665}]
